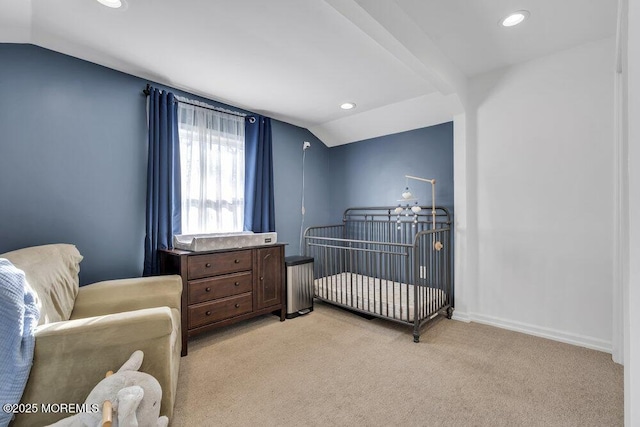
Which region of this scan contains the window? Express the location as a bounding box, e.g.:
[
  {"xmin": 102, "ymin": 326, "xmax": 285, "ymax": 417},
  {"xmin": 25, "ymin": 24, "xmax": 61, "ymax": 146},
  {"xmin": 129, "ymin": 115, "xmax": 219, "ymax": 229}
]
[{"xmin": 177, "ymin": 102, "xmax": 245, "ymax": 234}]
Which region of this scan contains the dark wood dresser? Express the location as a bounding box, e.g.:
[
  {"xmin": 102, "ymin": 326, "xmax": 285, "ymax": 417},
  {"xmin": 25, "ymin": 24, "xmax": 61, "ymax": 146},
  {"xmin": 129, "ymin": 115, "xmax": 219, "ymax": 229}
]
[{"xmin": 159, "ymin": 244, "xmax": 286, "ymax": 356}]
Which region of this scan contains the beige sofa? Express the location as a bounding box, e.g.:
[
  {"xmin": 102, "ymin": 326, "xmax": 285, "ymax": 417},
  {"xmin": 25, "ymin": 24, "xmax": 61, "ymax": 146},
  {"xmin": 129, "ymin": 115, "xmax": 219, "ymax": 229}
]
[{"xmin": 1, "ymin": 244, "xmax": 182, "ymax": 426}]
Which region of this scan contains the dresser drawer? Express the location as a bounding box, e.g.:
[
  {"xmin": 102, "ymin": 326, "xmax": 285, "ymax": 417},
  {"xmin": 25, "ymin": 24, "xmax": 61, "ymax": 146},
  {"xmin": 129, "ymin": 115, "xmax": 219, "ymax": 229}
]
[
  {"xmin": 189, "ymin": 293, "xmax": 253, "ymax": 329},
  {"xmin": 188, "ymin": 272, "xmax": 252, "ymax": 304},
  {"xmin": 187, "ymin": 250, "xmax": 252, "ymax": 280}
]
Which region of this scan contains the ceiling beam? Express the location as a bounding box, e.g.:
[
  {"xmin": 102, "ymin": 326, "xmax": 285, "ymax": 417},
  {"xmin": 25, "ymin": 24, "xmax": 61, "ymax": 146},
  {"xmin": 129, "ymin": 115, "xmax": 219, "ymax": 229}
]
[{"xmin": 324, "ymin": 0, "xmax": 467, "ymax": 100}]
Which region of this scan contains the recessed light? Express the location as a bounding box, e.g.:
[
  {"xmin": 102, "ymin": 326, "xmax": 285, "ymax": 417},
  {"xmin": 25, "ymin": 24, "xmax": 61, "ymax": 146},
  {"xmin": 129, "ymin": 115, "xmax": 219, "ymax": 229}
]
[
  {"xmin": 96, "ymin": 0, "xmax": 123, "ymax": 8},
  {"xmin": 500, "ymin": 10, "xmax": 529, "ymax": 27},
  {"xmin": 340, "ymin": 102, "xmax": 356, "ymax": 110}
]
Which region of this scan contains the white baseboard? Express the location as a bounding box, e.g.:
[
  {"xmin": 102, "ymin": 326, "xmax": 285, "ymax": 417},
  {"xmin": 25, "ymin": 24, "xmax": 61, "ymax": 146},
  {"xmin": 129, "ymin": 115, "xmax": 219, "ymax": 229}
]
[
  {"xmin": 450, "ymin": 311, "xmax": 612, "ymax": 354},
  {"xmin": 451, "ymin": 312, "xmax": 471, "ymax": 322}
]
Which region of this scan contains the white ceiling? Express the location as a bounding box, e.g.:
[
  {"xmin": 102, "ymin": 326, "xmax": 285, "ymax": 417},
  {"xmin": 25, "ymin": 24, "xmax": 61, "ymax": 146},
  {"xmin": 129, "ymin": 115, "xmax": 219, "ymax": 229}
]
[{"xmin": 0, "ymin": 0, "xmax": 617, "ymax": 146}]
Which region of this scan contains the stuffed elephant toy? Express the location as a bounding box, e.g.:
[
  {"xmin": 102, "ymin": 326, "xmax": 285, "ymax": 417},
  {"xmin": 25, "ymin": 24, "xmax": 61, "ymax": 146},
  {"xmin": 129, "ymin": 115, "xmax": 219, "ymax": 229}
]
[{"xmin": 48, "ymin": 351, "xmax": 168, "ymax": 427}]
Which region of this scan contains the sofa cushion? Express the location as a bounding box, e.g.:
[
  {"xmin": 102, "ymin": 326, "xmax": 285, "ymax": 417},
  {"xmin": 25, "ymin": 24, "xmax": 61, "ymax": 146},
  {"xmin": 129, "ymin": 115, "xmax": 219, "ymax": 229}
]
[{"xmin": 1, "ymin": 244, "xmax": 83, "ymax": 325}]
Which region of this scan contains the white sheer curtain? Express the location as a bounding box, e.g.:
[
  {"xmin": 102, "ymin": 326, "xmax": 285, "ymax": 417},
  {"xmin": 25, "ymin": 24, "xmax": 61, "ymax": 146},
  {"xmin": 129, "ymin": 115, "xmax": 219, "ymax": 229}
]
[{"xmin": 177, "ymin": 100, "xmax": 245, "ymax": 234}]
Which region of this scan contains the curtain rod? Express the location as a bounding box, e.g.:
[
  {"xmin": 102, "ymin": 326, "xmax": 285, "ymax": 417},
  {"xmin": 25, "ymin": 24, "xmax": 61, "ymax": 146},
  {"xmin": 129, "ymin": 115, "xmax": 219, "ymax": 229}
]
[{"xmin": 143, "ymin": 84, "xmax": 249, "ymax": 119}]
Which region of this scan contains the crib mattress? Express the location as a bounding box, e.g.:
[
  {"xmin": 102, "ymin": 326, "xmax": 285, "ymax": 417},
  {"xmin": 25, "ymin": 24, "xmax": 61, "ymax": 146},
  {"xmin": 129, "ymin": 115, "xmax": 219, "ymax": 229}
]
[
  {"xmin": 314, "ymin": 273, "xmax": 446, "ymax": 322},
  {"xmin": 173, "ymin": 232, "xmax": 277, "ymax": 252}
]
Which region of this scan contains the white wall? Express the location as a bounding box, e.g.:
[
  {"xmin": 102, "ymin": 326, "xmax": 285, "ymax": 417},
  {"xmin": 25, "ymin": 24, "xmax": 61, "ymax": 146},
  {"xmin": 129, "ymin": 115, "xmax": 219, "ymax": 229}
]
[
  {"xmin": 460, "ymin": 37, "xmax": 616, "ymax": 351},
  {"xmin": 453, "ymin": 113, "xmax": 474, "ymax": 320},
  {"xmin": 625, "ymin": 0, "xmax": 639, "ymax": 423}
]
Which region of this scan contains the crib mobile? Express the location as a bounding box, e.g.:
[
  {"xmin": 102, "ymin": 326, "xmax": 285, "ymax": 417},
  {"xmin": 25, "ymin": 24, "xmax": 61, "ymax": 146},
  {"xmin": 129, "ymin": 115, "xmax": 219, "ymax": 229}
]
[{"xmin": 396, "ymin": 175, "xmax": 444, "ymax": 251}]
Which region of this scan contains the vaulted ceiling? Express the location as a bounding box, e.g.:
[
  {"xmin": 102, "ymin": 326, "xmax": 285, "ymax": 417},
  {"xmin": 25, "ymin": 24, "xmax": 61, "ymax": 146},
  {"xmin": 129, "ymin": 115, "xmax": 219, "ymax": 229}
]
[{"xmin": 0, "ymin": 0, "xmax": 617, "ymax": 146}]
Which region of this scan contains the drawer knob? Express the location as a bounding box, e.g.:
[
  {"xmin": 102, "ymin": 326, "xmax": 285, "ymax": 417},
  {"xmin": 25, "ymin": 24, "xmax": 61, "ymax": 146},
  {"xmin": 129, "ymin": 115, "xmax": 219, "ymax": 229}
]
[
  {"xmin": 234, "ymin": 259, "xmax": 240, "ymax": 264},
  {"xmin": 205, "ymin": 311, "xmax": 211, "ymax": 316},
  {"xmin": 234, "ymin": 282, "xmax": 240, "ymax": 286},
  {"xmin": 260, "ymin": 276, "xmax": 264, "ymax": 281},
  {"xmin": 205, "ymin": 263, "xmax": 211, "ymax": 268},
  {"xmin": 235, "ymin": 303, "xmax": 240, "ymax": 308},
  {"xmin": 205, "ymin": 287, "xmax": 211, "ymax": 292}
]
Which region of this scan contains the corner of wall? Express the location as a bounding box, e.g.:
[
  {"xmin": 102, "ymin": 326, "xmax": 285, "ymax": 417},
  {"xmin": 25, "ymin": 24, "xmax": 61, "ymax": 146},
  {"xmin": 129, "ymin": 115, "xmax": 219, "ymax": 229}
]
[{"xmin": 453, "ymin": 112, "xmax": 477, "ymax": 317}]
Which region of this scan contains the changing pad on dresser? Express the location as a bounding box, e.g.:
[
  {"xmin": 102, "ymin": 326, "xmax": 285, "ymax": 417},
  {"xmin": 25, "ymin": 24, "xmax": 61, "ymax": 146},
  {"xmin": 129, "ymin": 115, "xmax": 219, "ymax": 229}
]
[{"xmin": 173, "ymin": 232, "xmax": 278, "ymax": 252}]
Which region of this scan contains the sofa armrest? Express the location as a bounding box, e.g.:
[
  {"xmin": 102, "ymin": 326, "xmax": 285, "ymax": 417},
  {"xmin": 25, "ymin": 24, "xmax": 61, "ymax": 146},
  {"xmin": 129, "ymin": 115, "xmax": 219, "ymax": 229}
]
[
  {"xmin": 37, "ymin": 306, "xmax": 174, "ymax": 344},
  {"xmin": 70, "ymin": 275, "xmax": 182, "ymax": 319},
  {"xmin": 16, "ymin": 307, "xmax": 179, "ymax": 426}
]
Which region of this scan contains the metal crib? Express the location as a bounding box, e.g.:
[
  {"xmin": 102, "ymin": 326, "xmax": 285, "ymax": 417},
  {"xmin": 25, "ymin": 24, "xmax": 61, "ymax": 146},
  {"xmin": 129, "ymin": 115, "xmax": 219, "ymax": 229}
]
[{"xmin": 304, "ymin": 206, "xmax": 453, "ymax": 342}]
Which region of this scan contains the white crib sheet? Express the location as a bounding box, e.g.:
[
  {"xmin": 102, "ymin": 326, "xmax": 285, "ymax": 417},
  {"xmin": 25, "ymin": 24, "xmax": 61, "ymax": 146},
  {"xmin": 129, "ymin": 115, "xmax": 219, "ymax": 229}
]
[{"xmin": 314, "ymin": 272, "xmax": 446, "ymax": 322}]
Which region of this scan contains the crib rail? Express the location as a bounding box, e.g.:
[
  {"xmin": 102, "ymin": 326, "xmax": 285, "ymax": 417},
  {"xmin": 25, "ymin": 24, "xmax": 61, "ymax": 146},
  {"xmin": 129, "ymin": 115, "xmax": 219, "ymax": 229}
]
[
  {"xmin": 304, "ymin": 206, "xmax": 453, "ymax": 342},
  {"xmin": 343, "ymin": 206, "xmax": 450, "ymax": 247},
  {"xmin": 412, "ymin": 227, "xmax": 452, "ymax": 338},
  {"xmin": 343, "ymin": 206, "xmax": 451, "ymax": 223}
]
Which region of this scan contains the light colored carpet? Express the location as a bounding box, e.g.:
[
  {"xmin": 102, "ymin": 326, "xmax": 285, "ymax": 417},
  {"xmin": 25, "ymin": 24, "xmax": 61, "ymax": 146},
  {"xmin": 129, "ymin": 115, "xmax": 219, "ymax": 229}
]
[{"xmin": 171, "ymin": 302, "xmax": 623, "ymax": 426}]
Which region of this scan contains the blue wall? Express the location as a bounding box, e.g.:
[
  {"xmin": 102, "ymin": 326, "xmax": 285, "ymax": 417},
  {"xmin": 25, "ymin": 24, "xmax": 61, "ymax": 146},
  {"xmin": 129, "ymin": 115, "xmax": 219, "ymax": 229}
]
[
  {"xmin": 0, "ymin": 44, "xmax": 148, "ymax": 285},
  {"xmin": 0, "ymin": 44, "xmax": 330, "ymax": 284},
  {"xmin": 272, "ymin": 121, "xmax": 330, "ymax": 256},
  {"xmin": 327, "ymin": 123, "xmax": 454, "ymax": 222},
  {"xmin": 0, "ymin": 44, "xmax": 453, "ymax": 285}
]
